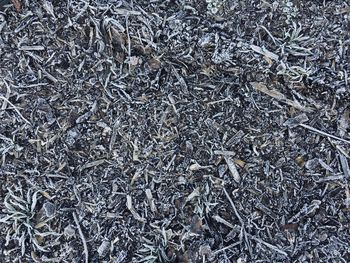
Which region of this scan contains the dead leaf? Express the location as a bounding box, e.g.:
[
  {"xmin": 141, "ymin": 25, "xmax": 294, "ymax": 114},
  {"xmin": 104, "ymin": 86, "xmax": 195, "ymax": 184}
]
[
  {"xmin": 234, "ymin": 159, "xmax": 245, "ymax": 168},
  {"xmin": 224, "ymin": 156, "xmax": 240, "ymax": 183},
  {"xmin": 251, "ymin": 82, "xmax": 314, "ymax": 113},
  {"xmin": 11, "ymin": 0, "xmax": 21, "ymax": 12}
]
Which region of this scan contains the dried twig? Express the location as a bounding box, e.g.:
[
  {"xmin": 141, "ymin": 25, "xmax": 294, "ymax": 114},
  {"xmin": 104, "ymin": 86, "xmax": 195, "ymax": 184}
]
[
  {"xmin": 214, "ymin": 214, "xmax": 288, "ymax": 257},
  {"xmin": 300, "ymin": 124, "xmax": 350, "ymax": 144},
  {"xmin": 72, "ymin": 212, "xmax": 89, "ymax": 263},
  {"xmin": 0, "ymin": 96, "xmax": 31, "ymax": 125},
  {"xmin": 339, "ymin": 152, "xmax": 350, "ymax": 207},
  {"xmin": 214, "ymin": 150, "xmax": 235, "ymax": 156},
  {"xmin": 126, "ymin": 15, "xmax": 131, "ymax": 73},
  {"xmin": 223, "ymin": 188, "xmax": 244, "ymax": 225},
  {"xmin": 213, "ymin": 241, "xmax": 241, "ymax": 255},
  {"xmin": 339, "ymin": 153, "xmax": 350, "ymax": 178},
  {"xmin": 250, "ymin": 44, "xmax": 279, "ymax": 61},
  {"xmin": 249, "ymin": 235, "xmax": 288, "ymax": 257}
]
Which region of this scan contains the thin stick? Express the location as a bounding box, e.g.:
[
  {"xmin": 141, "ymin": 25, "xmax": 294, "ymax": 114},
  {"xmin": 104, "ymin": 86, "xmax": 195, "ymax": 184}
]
[
  {"xmin": 1, "ymin": 80, "xmax": 11, "ymax": 110},
  {"xmin": 213, "ymin": 241, "xmax": 241, "ymax": 255},
  {"xmin": 251, "ymin": 82, "xmax": 313, "ymax": 113},
  {"xmin": 299, "ymin": 123, "xmax": 350, "ymax": 144},
  {"xmin": 249, "ymin": 235, "xmax": 288, "ymax": 257},
  {"xmin": 0, "ymin": 96, "xmax": 31, "ymax": 125},
  {"xmin": 214, "ymin": 217, "xmax": 288, "ymax": 257},
  {"xmin": 339, "ymin": 153, "xmax": 350, "ymax": 178},
  {"xmin": 223, "ymin": 188, "xmax": 244, "ymax": 225},
  {"xmin": 73, "ymin": 212, "xmax": 89, "ymax": 263},
  {"xmin": 126, "ymin": 15, "xmax": 131, "ymax": 73},
  {"xmin": 222, "ymin": 188, "xmax": 287, "ymax": 256}
]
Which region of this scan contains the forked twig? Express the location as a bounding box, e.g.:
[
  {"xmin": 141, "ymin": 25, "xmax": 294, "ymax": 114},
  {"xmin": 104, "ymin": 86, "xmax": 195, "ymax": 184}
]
[
  {"xmin": 0, "ymin": 96, "xmax": 31, "ymax": 125},
  {"xmin": 222, "ymin": 188, "xmax": 288, "ymax": 257}
]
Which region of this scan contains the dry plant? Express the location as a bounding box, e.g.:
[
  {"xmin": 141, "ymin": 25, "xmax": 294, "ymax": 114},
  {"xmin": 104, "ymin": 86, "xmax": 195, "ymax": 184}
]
[
  {"xmin": 0, "ymin": 187, "xmax": 60, "ymax": 256},
  {"xmin": 134, "ymin": 243, "xmax": 159, "ymax": 263},
  {"xmin": 206, "ymin": 0, "xmax": 224, "ymax": 14}
]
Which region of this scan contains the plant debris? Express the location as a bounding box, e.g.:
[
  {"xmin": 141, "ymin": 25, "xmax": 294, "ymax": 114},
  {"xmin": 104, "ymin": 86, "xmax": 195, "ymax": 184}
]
[{"xmin": 1, "ymin": 0, "xmax": 350, "ymax": 262}]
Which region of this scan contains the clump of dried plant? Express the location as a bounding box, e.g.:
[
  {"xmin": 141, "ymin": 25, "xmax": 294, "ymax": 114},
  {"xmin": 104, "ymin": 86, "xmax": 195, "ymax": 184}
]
[
  {"xmin": 206, "ymin": 0, "xmax": 224, "ymax": 14},
  {"xmin": 0, "ymin": 187, "xmax": 60, "ymax": 256},
  {"xmin": 281, "ymin": 0, "xmax": 299, "ymax": 24},
  {"xmin": 134, "ymin": 243, "xmax": 159, "ymax": 263}
]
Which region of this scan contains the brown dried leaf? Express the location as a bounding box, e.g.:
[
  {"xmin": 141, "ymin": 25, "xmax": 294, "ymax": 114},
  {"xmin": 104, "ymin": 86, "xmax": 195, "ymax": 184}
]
[
  {"xmin": 251, "ymin": 82, "xmax": 314, "ymax": 113},
  {"xmin": 11, "ymin": 0, "xmax": 21, "ymax": 12}
]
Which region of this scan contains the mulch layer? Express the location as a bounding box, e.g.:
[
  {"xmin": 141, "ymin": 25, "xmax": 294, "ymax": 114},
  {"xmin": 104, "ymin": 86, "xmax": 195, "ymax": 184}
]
[{"xmin": 0, "ymin": 0, "xmax": 350, "ymax": 262}]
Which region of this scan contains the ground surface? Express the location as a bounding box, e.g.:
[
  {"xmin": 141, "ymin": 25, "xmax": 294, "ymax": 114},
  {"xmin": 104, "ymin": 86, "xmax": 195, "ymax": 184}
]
[{"xmin": 0, "ymin": 0, "xmax": 350, "ymax": 262}]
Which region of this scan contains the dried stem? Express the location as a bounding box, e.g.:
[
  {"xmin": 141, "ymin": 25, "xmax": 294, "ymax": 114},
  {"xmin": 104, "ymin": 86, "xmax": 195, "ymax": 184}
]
[{"xmin": 73, "ymin": 212, "xmax": 89, "ymax": 263}]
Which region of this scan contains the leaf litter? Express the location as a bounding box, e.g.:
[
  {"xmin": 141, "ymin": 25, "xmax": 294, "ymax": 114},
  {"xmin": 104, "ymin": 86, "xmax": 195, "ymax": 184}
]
[{"xmin": 0, "ymin": 0, "xmax": 350, "ymax": 262}]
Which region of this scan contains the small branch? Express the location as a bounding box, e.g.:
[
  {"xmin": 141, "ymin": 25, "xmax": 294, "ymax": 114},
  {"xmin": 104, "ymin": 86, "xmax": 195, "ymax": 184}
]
[
  {"xmin": 214, "ymin": 216, "xmax": 288, "ymax": 257},
  {"xmin": 222, "ymin": 188, "xmax": 287, "ymax": 257},
  {"xmin": 213, "ymin": 241, "xmax": 241, "ymax": 255},
  {"xmin": 339, "ymin": 153, "xmax": 350, "ymax": 178},
  {"xmin": 223, "ymin": 188, "xmax": 244, "ymax": 225},
  {"xmin": 126, "ymin": 15, "xmax": 131, "ymax": 73},
  {"xmin": 249, "ymin": 235, "xmax": 288, "ymax": 257},
  {"xmin": 299, "ymin": 123, "xmax": 350, "ymax": 144},
  {"xmin": 73, "ymin": 212, "xmax": 89, "ymax": 263}
]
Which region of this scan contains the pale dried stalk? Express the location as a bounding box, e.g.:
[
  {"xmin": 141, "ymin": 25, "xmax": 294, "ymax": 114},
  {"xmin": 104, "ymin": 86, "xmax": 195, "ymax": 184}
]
[
  {"xmin": 73, "ymin": 212, "xmax": 89, "ymax": 263},
  {"xmin": 300, "ymin": 124, "xmax": 350, "ymax": 144}
]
